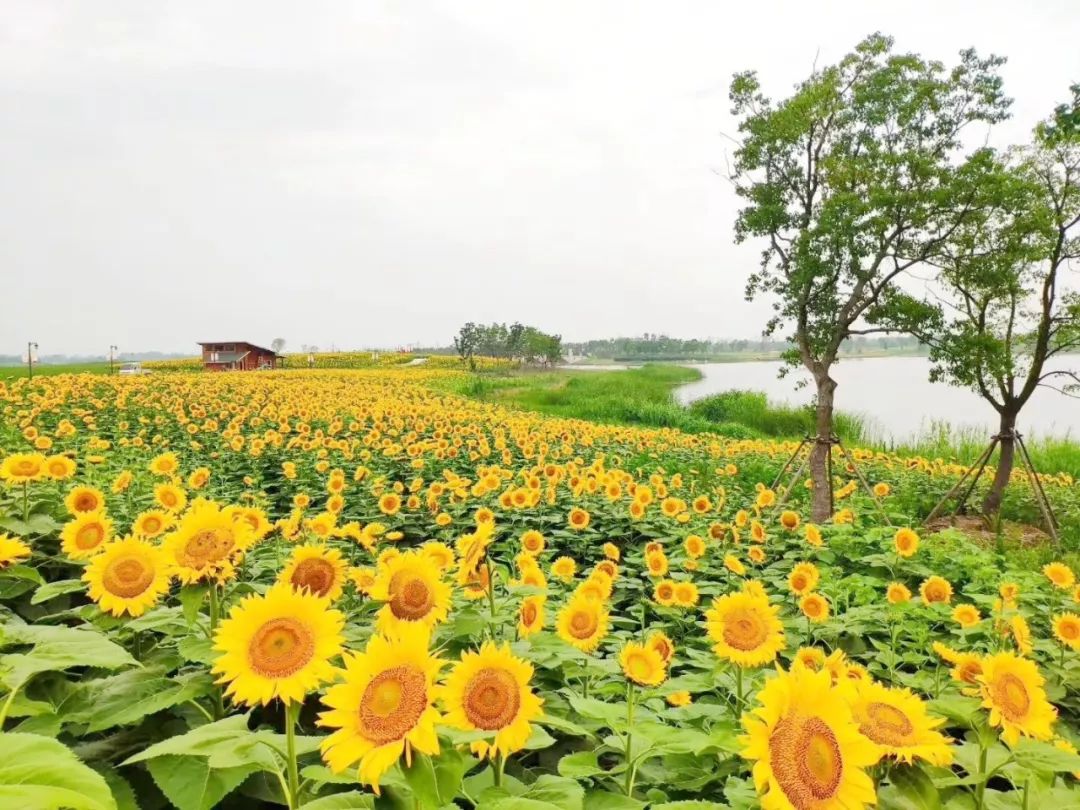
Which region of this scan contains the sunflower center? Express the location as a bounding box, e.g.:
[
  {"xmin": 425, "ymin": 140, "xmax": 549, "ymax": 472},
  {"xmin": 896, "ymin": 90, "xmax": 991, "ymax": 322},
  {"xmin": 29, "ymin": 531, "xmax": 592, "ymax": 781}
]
[
  {"xmin": 723, "ymin": 609, "xmax": 767, "ymax": 651},
  {"xmin": 1060, "ymin": 621, "xmax": 1080, "ymax": 640},
  {"xmin": 76, "ymin": 523, "xmax": 105, "ymax": 550},
  {"xmin": 657, "ymin": 584, "xmax": 674, "ymax": 600},
  {"xmin": 651, "ymin": 638, "xmax": 673, "ymax": 662},
  {"xmin": 143, "ymin": 516, "xmax": 162, "ymax": 534},
  {"xmin": 626, "ymin": 652, "xmax": 654, "ymax": 682},
  {"xmin": 389, "ymin": 573, "xmax": 434, "ymax": 621},
  {"xmin": 862, "ymin": 701, "xmax": 914, "ymax": 746},
  {"xmin": 75, "ymin": 494, "xmax": 98, "ymax": 511},
  {"xmin": 247, "ymin": 617, "xmax": 315, "ymax": 678},
  {"xmin": 770, "ymin": 715, "xmax": 843, "ymax": 808},
  {"xmin": 103, "ymin": 556, "xmax": 155, "ymax": 598},
  {"xmin": 568, "ymin": 609, "xmax": 598, "ymax": 639},
  {"xmin": 291, "ymin": 558, "xmax": 336, "ymax": 597},
  {"xmin": 359, "ymin": 665, "xmax": 427, "ymax": 745},
  {"xmin": 463, "ymin": 667, "xmax": 520, "ymax": 731},
  {"xmin": 991, "ymin": 673, "xmax": 1031, "ymax": 721},
  {"xmin": 182, "ymin": 529, "xmax": 219, "ymax": 563},
  {"xmin": 521, "ymin": 602, "xmax": 538, "ymax": 625}
]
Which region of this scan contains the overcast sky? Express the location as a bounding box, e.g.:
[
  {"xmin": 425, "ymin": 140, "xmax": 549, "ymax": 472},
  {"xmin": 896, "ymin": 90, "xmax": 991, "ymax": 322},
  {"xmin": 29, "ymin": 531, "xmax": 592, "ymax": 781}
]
[{"xmin": 2, "ymin": 1, "xmax": 1078, "ymax": 355}]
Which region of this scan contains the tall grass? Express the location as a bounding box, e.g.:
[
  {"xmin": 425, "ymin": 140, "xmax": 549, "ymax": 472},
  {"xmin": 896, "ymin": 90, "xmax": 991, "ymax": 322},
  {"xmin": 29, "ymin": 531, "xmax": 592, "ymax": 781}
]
[{"xmin": 688, "ymin": 390, "xmax": 868, "ymax": 442}]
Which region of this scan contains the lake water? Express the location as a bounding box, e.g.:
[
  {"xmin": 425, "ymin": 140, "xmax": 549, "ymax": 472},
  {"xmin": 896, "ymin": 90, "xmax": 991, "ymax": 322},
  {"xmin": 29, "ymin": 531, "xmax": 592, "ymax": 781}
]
[{"xmin": 674, "ymin": 356, "xmax": 1080, "ymax": 443}]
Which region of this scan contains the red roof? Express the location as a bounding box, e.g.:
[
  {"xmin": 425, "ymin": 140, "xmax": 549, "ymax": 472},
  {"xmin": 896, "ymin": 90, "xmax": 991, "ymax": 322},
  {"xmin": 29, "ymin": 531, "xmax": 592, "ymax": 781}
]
[{"xmin": 197, "ymin": 341, "xmax": 282, "ymax": 357}]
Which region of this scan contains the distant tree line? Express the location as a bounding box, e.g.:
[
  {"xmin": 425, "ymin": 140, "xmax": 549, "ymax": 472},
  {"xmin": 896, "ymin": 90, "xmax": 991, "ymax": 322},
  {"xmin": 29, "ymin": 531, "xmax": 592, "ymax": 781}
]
[
  {"xmin": 453, "ymin": 322, "xmax": 563, "ymax": 370},
  {"xmin": 561, "ymin": 334, "xmax": 923, "ymax": 360}
]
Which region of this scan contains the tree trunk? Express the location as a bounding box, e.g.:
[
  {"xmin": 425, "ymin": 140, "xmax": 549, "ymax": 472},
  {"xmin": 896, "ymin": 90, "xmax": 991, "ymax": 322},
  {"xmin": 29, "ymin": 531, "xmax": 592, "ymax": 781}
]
[
  {"xmin": 982, "ymin": 409, "xmax": 1017, "ymax": 516},
  {"xmin": 809, "ymin": 373, "xmax": 837, "ymax": 522}
]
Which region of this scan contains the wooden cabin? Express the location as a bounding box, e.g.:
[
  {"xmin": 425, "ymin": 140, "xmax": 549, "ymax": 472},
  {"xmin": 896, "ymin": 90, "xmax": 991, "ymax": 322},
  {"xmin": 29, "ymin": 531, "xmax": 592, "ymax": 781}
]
[{"xmin": 197, "ymin": 341, "xmax": 283, "ymax": 371}]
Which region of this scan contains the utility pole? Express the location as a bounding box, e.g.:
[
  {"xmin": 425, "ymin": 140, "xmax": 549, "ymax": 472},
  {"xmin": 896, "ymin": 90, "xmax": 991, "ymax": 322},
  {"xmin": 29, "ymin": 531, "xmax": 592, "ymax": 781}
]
[
  {"xmin": 109, "ymin": 345, "xmax": 118, "ymax": 374},
  {"xmin": 26, "ymin": 341, "xmax": 38, "ymax": 380}
]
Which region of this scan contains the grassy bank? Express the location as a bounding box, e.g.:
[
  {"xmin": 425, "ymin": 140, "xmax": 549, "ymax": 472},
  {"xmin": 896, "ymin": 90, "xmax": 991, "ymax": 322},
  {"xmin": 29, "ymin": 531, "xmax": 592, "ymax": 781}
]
[
  {"xmin": 453, "ymin": 364, "xmax": 1080, "ymax": 477},
  {"xmin": 0, "ymin": 362, "xmax": 112, "ymax": 380}
]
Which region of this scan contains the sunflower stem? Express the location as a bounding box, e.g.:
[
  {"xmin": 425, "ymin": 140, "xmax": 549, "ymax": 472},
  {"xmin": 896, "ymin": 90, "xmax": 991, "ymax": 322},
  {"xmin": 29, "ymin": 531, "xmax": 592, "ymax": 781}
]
[
  {"xmin": 975, "ymin": 742, "xmax": 988, "ymax": 810},
  {"xmin": 285, "ymin": 700, "xmax": 301, "ymax": 809},
  {"xmin": 0, "ymin": 679, "xmax": 26, "ymax": 728},
  {"xmin": 207, "ymin": 584, "xmax": 225, "ymax": 719},
  {"xmin": 486, "ymin": 559, "xmax": 498, "ymax": 638},
  {"xmin": 22, "ymin": 482, "xmax": 29, "ymax": 523},
  {"xmin": 623, "ymin": 681, "xmax": 636, "ymax": 796},
  {"xmin": 493, "ymin": 752, "xmax": 505, "ymax": 788},
  {"xmin": 734, "ymin": 665, "xmax": 744, "ymax": 717}
]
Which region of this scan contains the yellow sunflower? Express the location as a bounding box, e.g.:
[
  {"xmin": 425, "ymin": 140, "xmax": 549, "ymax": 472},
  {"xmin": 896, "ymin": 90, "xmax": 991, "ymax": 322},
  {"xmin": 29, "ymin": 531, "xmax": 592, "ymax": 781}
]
[
  {"xmin": 779, "ymin": 510, "xmax": 800, "ymax": 531},
  {"xmin": 0, "ymin": 534, "xmax": 32, "ymax": 568},
  {"xmin": 556, "ymin": 596, "xmax": 609, "ymax": 653},
  {"xmin": 647, "ymin": 631, "xmax": 675, "ymax": 664},
  {"xmin": 60, "ymin": 511, "xmax": 115, "ymax": 559},
  {"xmin": 65, "ymin": 485, "xmax": 105, "ymax": 515},
  {"xmin": 705, "ymin": 584, "xmax": 786, "ymax": 667},
  {"xmin": 132, "ymin": 509, "xmax": 174, "ymax": 540},
  {"xmin": 149, "ymin": 452, "xmax": 179, "ymax": 477},
  {"xmin": 154, "ymin": 482, "xmax": 188, "ymax": 513},
  {"xmin": 1044, "ymin": 562, "xmax": 1076, "ymax": 590},
  {"xmin": 893, "ymin": 527, "xmax": 919, "ymax": 558},
  {"xmin": 213, "ymin": 583, "xmax": 344, "ymax": 706},
  {"xmin": 844, "ymin": 679, "xmax": 953, "ymax": 765},
  {"xmin": 653, "ymin": 579, "xmax": 677, "ymax": 606},
  {"xmin": 952, "ymin": 604, "xmax": 982, "ymax": 629},
  {"xmin": 800, "ymin": 593, "xmax": 830, "ymax": 623},
  {"xmin": 673, "ymin": 581, "xmax": 700, "ymax": 607},
  {"xmin": 518, "ymin": 595, "xmax": 546, "ymax": 637},
  {"xmin": 919, "ymin": 575, "xmax": 953, "ymax": 605},
  {"xmin": 83, "ymin": 537, "xmax": 172, "ymax": 617},
  {"xmin": 378, "ymin": 493, "xmax": 401, "ymax": 516},
  {"xmin": 741, "ymin": 665, "xmax": 880, "ymax": 810},
  {"xmin": 1053, "ymin": 613, "xmax": 1080, "ymax": 650},
  {"xmin": 725, "ymin": 555, "xmax": 747, "ymax": 576},
  {"xmin": 603, "ymin": 542, "xmax": 620, "ymax": 562},
  {"xmin": 977, "ymin": 652, "xmax": 1057, "ymax": 745},
  {"xmin": 44, "ymin": 455, "xmax": 76, "ymax": 480},
  {"xmin": 619, "ymin": 641, "xmax": 667, "ymax": 686},
  {"xmin": 369, "ymin": 551, "xmax": 451, "ymax": 633},
  {"xmin": 787, "ymin": 562, "xmax": 819, "ymax": 595},
  {"xmin": 793, "ymin": 647, "xmax": 826, "ymax": 672},
  {"xmin": 444, "ymin": 641, "xmax": 543, "ymax": 758},
  {"xmin": 0, "ymin": 453, "xmax": 46, "ymax": 484},
  {"xmin": 886, "ymin": 582, "xmax": 911, "ymax": 604},
  {"xmin": 318, "ymin": 623, "xmax": 443, "ymax": 793},
  {"xmin": 804, "ymin": 524, "xmax": 824, "ymax": 547},
  {"xmin": 645, "ymin": 550, "xmax": 669, "ymax": 578},
  {"xmin": 551, "ymin": 556, "xmax": 577, "ymax": 582},
  {"xmin": 279, "ymin": 544, "xmax": 348, "ymax": 601},
  {"xmin": 420, "ymin": 541, "xmax": 455, "ymax": 571},
  {"xmin": 568, "ymin": 507, "xmax": 590, "ymax": 530},
  {"xmin": 520, "ymin": 530, "xmax": 545, "ymax": 556},
  {"xmin": 164, "ymin": 499, "xmax": 255, "ymax": 584},
  {"xmin": 684, "ymin": 534, "xmax": 706, "ymax": 559}
]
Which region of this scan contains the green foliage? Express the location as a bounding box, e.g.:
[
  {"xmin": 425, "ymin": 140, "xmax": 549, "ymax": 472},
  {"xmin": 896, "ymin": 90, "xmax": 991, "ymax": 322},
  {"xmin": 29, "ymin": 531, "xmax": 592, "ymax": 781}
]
[{"xmin": 0, "ymin": 733, "xmax": 118, "ymax": 810}]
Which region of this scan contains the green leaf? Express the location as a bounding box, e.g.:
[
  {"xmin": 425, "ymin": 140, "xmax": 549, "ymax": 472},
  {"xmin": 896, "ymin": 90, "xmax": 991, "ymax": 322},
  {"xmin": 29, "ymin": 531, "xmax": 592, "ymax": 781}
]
[
  {"xmin": 64, "ymin": 668, "xmax": 214, "ymax": 732},
  {"xmin": 146, "ymin": 755, "xmax": 258, "ymax": 810},
  {"xmin": 98, "ymin": 767, "xmax": 139, "ymax": 810},
  {"xmin": 178, "ymin": 634, "xmax": 218, "ymax": 666},
  {"xmin": 651, "ymin": 802, "xmax": 730, "ymax": 810},
  {"xmin": 31, "ymin": 578, "xmax": 85, "ymax": 604},
  {"xmin": 583, "ymin": 792, "xmax": 645, "ymax": 810},
  {"xmin": 0, "ymin": 623, "xmax": 136, "ymax": 687},
  {"xmin": 1011, "ymin": 739, "xmax": 1080, "ymax": 774},
  {"xmin": 399, "ymin": 749, "xmax": 467, "ymax": 809},
  {"xmin": 566, "ymin": 695, "xmax": 625, "ymax": 727},
  {"xmin": 0, "ymin": 564, "xmax": 44, "ymax": 585},
  {"xmin": 180, "ymin": 585, "xmax": 208, "ymax": 625},
  {"xmin": 880, "ymin": 764, "xmax": 942, "ymax": 810},
  {"xmin": 0, "ymin": 733, "xmax": 117, "ymax": 810},
  {"xmin": 557, "ymin": 750, "xmax": 604, "ymax": 779},
  {"xmin": 300, "ymin": 792, "xmax": 375, "ymax": 809}
]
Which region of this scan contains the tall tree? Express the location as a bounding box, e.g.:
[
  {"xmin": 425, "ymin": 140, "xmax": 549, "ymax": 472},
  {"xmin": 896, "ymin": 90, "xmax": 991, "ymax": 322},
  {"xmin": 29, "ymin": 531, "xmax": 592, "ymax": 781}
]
[
  {"xmin": 729, "ymin": 33, "xmax": 1010, "ymax": 519},
  {"xmin": 271, "ymin": 338, "xmax": 286, "ymax": 354},
  {"xmin": 877, "ymin": 92, "xmax": 1080, "ymax": 515},
  {"xmin": 454, "ymin": 322, "xmax": 482, "ymax": 371}
]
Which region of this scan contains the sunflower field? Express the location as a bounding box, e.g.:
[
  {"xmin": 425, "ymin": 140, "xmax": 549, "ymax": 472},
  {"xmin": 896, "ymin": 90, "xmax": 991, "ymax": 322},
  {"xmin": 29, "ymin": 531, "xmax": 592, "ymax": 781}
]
[{"xmin": 1, "ymin": 369, "xmax": 1079, "ymax": 810}]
